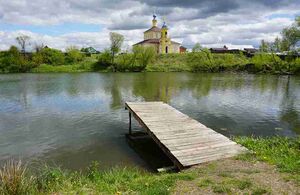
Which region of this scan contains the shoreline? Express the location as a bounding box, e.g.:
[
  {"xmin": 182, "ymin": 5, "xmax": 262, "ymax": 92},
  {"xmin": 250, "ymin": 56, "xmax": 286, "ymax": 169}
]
[
  {"xmin": 0, "ymin": 136, "xmax": 299, "ymax": 194},
  {"xmin": 0, "ymin": 67, "xmax": 298, "ymax": 75}
]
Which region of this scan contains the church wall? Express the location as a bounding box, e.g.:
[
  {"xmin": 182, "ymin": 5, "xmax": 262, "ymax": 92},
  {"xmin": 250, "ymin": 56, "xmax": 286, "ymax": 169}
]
[
  {"xmin": 144, "ymin": 31, "xmax": 161, "ymax": 40},
  {"xmin": 171, "ymin": 44, "xmax": 180, "ymax": 53},
  {"xmin": 158, "ymin": 43, "xmax": 180, "ymax": 54},
  {"xmin": 139, "ymin": 43, "xmax": 160, "ymax": 53}
]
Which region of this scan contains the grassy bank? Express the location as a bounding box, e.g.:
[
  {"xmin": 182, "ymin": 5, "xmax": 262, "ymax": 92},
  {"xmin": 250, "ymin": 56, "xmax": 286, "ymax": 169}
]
[
  {"xmin": 0, "ymin": 136, "xmax": 299, "ymax": 194},
  {"xmin": 30, "ymin": 53, "xmax": 300, "ymax": 74},
  {"xmin": 235, "ymin": 136, "xmax": 300, "ymax": 183},
  {"xmin": 1, "ymin": 46, "xmax": 300, "ymax": 74}
]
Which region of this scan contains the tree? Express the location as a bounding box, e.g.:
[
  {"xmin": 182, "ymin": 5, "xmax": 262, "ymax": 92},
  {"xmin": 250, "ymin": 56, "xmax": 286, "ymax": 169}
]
[
  {"xmin": 271, "ymin": 37, "xmax": 282, "ymax": 52},
  {"xmin": 192, "ymin": 43, "xmax": 202, "ymax": 52},
  {"xmin": 259, "ymin": 39, "xmax": 270, "ymax": 52},
  {"xmin": 109, "ymin": 32, "xmax": 124, "ymax": 69},
  {"xmin": 280, "ymin": 16, "xmax": 300, "ymax": 51},
  {"xmin": 16, "ymin": 35, "xmax": 31, "ymax": 55},
  {"xmin": 34, "ymin": 42, "xmax": 44, "ymax": 53}
]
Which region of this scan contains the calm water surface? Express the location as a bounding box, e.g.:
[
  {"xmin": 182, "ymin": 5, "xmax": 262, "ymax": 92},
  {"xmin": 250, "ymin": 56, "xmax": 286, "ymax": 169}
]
[{"xmin": 0, "ymin": 73, "xmax": 299, "ymax": 169}]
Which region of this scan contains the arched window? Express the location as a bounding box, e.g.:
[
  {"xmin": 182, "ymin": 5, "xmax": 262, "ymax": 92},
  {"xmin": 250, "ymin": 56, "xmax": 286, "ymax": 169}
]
[{"xmin": 165, "ymin": 46, "xmax": 168, "ymax": 54}]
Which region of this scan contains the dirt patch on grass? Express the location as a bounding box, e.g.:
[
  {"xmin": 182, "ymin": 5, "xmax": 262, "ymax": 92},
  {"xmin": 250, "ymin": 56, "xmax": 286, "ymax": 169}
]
[{"xmin": 172, "ymin": 156, "xmax": 299, "ymax": 194}]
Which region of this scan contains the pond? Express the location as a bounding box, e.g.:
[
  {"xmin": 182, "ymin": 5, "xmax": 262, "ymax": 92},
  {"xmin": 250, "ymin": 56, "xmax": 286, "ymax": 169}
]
[{"xmin": 0, "ymin": 72, "xmax": 299, "ymax": 170}]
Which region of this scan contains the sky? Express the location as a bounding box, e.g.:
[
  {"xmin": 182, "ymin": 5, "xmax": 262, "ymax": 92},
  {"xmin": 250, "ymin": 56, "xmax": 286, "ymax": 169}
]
[{"xmin": 0, "ymin": 0, "xmax": 299, "ymax": 51}]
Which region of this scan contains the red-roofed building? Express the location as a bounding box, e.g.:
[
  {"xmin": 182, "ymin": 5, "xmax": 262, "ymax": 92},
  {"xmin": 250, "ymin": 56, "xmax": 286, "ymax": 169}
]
[{"xmin": 133, "ymin": 15, "xmax": 183, "ymax": 54}]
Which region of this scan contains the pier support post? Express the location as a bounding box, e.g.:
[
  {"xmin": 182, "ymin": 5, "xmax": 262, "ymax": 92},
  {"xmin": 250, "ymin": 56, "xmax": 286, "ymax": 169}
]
[{"xmin": 129, "ymin": 111, "xmax": 132, "ymax": 135}]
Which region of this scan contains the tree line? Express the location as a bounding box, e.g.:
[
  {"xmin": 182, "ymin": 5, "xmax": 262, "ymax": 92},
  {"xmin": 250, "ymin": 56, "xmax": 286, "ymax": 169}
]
[
  {"xmin": 0, "ymin": 16, "xmax": 299, "ymax": 73},
  {"xmin": 259, "ymin": 16, "xmax": 300, "ymax": 53}
]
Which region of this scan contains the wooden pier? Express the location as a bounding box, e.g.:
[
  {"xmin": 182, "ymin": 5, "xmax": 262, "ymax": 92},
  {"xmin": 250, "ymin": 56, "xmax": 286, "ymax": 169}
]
[{"xmin": 125, "ymin": 102, "xmax": 247, "ymax": 170}]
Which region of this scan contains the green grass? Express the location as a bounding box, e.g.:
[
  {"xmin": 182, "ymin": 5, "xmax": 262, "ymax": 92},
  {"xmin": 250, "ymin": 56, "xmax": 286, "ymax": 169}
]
[
  {"xmin": 31, "ymin": 64, "xmax": 91, "ymax": 73},
  {"xmin": 235, "ymin": 136, "xmax": 300, "ymax": 183},
  {"xmin": 121, "ymin": 52, "xmax": 299, "ymax": 74},
  {"xmin": 30, "ymin": 57, "xmax": 97, "ymax": 73},
  {"xmin": 2, "ymin": 51, "xmax": 299, "ymax": 74},
  {"xmin": 0, "ymin": 161, "xmax": 196, "ymax": 194},
  {"xmin": 1, "ymin": 136, "xmax": 299, "ymax": 194}
]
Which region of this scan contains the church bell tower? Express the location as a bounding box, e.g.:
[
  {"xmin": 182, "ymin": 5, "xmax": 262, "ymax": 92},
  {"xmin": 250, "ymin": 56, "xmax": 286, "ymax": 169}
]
[{"xmin": 160, "ymin": 21, "xmax": 170, "ymax": 54}]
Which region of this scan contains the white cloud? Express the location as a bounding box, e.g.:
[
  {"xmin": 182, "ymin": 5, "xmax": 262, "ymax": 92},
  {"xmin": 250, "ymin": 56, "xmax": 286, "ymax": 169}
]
[{"xmin": 0, "ymin": 0, "xmax": 299, "ymax": 50}]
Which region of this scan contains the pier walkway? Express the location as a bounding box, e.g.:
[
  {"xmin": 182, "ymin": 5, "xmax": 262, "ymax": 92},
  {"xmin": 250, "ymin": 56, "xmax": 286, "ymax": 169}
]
[{"xmin": 125, "ymin": 102, "xmax": 247, "ymax": 170}]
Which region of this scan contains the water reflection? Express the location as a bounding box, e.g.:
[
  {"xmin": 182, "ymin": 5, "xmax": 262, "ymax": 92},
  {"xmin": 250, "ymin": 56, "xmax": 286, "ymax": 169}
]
[{"xmin": 0, "ymin": 73, "xmax": 299, "ymax": 169}]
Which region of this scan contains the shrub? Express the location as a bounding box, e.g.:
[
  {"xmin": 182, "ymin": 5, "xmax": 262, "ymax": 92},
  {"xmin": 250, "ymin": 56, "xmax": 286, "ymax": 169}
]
[
  {"xmin": 39, "ymin": 48, "xmax": 65, "ymax": 65},
  {"xmin": 93, "ymin": 49, "xmax": 113, "ymax": 71},
  {"xmin": 291, "ymin": 57, "xmax": 300, "ymax": 74},
  {"xmin": 0, "ymin": 46, "xmax": 33, "ymax": 73},
  {"xmin": 0, "ymin": 160, "xmax": 32, "ymax": 195},
  {"xmin": 213, "ymin": 53, "xmax": 249, "ymax": 71},
  {"xmin": 113, "ymin": 46, "xmax": 157, "ymax": 72},
  {"xmin": 31, "ymin": 52, "xmax": 44, "ymax": 66},
  {"xmin": 187, "ymin": 49, "xmax": 215, "ymax": 72},
  {"xmin": 133, "ymin": 45, "xmax": 157, "ymax": 71},
  {"xmin": 115, "ymin": 53, "xmax": 135, "ymax": 71},
  {"xmin": 65, "ymin": 47, "xmax": 84, "ymax": 64},
  {"xmin": 251, "ymin": 53, "xmax": 286, "ymax": 73}
]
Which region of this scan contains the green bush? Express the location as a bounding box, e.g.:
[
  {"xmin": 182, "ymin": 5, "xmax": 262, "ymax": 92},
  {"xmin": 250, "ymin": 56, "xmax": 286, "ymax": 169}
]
[
  {"xmin": 31, "ymin": 52, "xmax": 44, "ymax": 66},
  {"xmin": 114, "ymin": 46, "xmax": 157, "ymax": 72},
  {"xmin": 94, "ymin": 49, "xmax": 113, "ymax": 71},
  {"xmin": 132, "ymin": 45, "xmax": 157, "ymax": 71},
  {"xmin": 0, "ymin": 46, "xmax": 33, "ymax": 73},
  {"xmin": 39, "ymin": 48, "xmax": 65, "ymax": 65},
  {"xmin": 115, "ymin": 53, "xmax": 135, "ymax": 71},
  {"xmin": 187, "ymin": 49, "xmax": 215, "ymax": 72},
  {"xmin": 187, "ymin": 50, "xmax": 250, "ymax": 72},
  {"xmin": 291, "ymin": 57, "xmax": 300, "ymax": 74},
  {"xmin": 213, "ymin": 53, "xmax": 249, "ymax": 71},
  {"xmin": 251, "ymin": 53, "xmax": 286, "ymax": 73},
  {"xmin": 65, "ymin": 47, "xmax": 84, "ymax": 64}
]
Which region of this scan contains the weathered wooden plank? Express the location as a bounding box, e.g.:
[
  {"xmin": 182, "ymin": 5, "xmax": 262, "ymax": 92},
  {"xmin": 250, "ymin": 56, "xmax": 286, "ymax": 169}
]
[
  {"xmin": 164, "ymin": 137, "xmax": 232, "ymax": 150},
  {"xmin": 125, "ymin": 102, "xmax": 247, "ymax": 170},
  {"xmin": 169, "ymin": 142, "xmax": 238, "ymax": 155},
  {"xmin": 181, "ymin": 151, "xmax": 241, "ymax": 166},
  {"xmin": 174, "ymin": 143, "xmax": 243, "ymax": 159},
  {"xmin": 161, "ymin": 135, "xmax": 229, "ymax": 146},
  {"xmin": 157, "ymin": 131, "xmax": 220, "ymax": 140}
]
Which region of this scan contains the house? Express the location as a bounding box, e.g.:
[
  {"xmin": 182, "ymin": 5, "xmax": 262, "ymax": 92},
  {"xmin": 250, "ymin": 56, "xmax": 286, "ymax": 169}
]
[
  {"xmin": 244, "ymin": 48, "xmax": 258, "ymax": 54},
  {"xmin": 81, "ymin": 47, "xmax": 99, "ymax": 54},
  {"xmin": 209, "ymin": 45, "xmax": 229, "ymax": 53},
  {"xmin": 133, "ymin": 15, "xmax": 183, "ymax": 54},
  {"xmin": 180, "ymin": 46, "xmax": 187, "ymax": 53},
  {"xmin": 81, "ymin": 47, "xmax": 100, "ymax": 56}
]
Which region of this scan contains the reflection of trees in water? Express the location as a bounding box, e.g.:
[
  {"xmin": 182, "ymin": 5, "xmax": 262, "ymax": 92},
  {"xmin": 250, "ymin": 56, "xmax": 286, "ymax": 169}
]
[
  {"xmin": 182, "ymin": 73, "xmax": 247, "ymax": 99},
  {"xmin": 131, "ymin": 73, "xmax": 182, "ymax": 103},
  {"xmin": 110, "ymin": 76, "xmax": 123, "ymax": 109},
  {"xmin": 252, "ymin": 75, "xmax": 287, "ymax": 94},
  {"xmin": 181, "ymin": 73, "xmax": 213, "ymax": 98},
  {"xmin": 279, "ymin": 76, "xmax": 300, "ymax": 134},
  {"xmin": 99, "ymin": 73, "xmax": 300, "ymax": 136}
]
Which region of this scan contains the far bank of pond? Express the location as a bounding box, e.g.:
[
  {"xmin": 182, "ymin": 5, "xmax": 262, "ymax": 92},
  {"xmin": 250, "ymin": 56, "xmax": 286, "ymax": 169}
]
[{"xmin": 1, "ymin": 51, "xmax": 300, "ymax": 74}]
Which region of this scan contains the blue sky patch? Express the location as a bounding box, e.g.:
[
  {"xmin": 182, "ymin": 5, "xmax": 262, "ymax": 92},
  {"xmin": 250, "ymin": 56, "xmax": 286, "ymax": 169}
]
[{"xmin": 267, "ymin": 13, "xmax": 298, "ymax": 20}]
